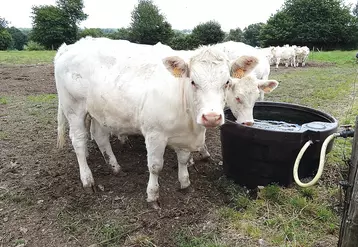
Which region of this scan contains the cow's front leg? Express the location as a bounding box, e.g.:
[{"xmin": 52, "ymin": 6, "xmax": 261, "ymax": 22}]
[
  {"xmin": 175, "ymin": 149, "xmax": 191, "ymax": 189},
  {"xmin": 145, "ymin": 133, "xmax": 167, "ymax": 209}
]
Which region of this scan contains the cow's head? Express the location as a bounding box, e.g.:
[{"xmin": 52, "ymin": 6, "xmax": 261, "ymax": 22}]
[
  {"xmin": 225, "ymin": 55, "xmax": 279, "ymax": 126},
  {"xmin": 162, "ymin": 46, "xmax": 243, "ymax": 128}
]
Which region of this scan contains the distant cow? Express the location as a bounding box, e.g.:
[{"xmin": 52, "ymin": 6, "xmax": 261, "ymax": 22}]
[
  {"xmin": 294, "ymin": 46, "xmax": 310, "ymax": 67},
  {"xmin": 54, "ymin": 37, "xmax": 260, "ymax": 208}
]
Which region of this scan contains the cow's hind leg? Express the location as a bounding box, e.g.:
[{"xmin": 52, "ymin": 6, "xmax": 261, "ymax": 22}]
[
  {"xmin": 91, "ymin": 118, "xmax": 121, "ymax": 175},
  {"xmin": 145, "ymin": 133, "xmax": 167, "ymax": 209},
  {"xmin": 67, "ymin": 112, "xmax": 95, "ymax": 192}
]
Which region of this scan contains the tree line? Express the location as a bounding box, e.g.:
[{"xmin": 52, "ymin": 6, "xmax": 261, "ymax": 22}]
[{"xmin": 1, "ymin": 0, "xmax": 358, "ymax": 51}]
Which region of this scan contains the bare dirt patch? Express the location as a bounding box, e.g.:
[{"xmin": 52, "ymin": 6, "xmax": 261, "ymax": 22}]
[{"xmin": 0, "ymin": 65, "xmax": 251, "ymax": 247}]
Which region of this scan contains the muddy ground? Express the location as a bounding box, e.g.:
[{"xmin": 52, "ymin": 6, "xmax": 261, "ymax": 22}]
[{"xmin": 0, "ymin": 63, "xmax": 338, "ymax": 247}]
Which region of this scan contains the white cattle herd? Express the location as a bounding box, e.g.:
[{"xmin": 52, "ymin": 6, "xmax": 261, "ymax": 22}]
[
  {"xmin": 54, "ymin": 37, "xmax": 309, "ymax": 208},
  {"xmin": 257, "ymin": 44, "xmax": 310, "ymax": 69}
]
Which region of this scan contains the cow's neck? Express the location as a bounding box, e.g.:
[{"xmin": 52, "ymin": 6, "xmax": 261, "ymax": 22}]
[{"xmin": 179, "ymin": 78, "xmax": 205, "ymax": 134}]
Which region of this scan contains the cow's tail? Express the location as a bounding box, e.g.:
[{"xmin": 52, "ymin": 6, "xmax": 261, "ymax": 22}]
[{"xmin": 57, "ymin": 100, "xmax": 66, "ymax": 149}]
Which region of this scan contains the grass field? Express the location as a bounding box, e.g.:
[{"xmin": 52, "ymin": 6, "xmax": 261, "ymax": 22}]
[
  {"xmin": 0, "ymin": 50, "xmax": 56, "ymax": 65},
  {"xmin": 1, "ymin": 49, "xmax": 358, "ymax": 247}
]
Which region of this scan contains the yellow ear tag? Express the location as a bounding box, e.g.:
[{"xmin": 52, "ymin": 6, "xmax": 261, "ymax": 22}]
[
  {"xmin": 233, "ymin": 68, "xmax": 245, "ymax": 78},
  {"xmin": 263, "ymin": 87, "xmax": 272, "ymax": 93},
  {"xmin": 173, "ymin": 67, "xmax": 182, "ymax": 78}
]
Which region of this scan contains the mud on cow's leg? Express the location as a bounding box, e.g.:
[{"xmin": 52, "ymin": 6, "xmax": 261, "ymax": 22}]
[
  {"xmin": 175, "ymin": 149, "xmax": 191, "ymax": 190},
  {"xmin": 145, "ymin": 133, "xmax": 167, "ymax": 209},
  {"xmin": 91, "ymin": 119, "xmax": 121, "ymax": 175}
]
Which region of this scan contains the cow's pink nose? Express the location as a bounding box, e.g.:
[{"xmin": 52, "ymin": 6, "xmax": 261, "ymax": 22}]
[
  {"xmin": 202, "ymin": 113, "xmax": 222, "ymax": 127},
  {"xmin": 242, "ymin": 121, "xmax": 254, "ymax": 126}
]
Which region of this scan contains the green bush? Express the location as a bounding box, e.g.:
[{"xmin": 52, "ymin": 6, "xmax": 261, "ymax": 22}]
[{"xmin": 23, "ymin": 41, "xmax": 46, "ymax": 51}]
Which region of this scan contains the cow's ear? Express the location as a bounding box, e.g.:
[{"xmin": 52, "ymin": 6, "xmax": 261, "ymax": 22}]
[
  {"xmin": 230, "ymin": 55, "xmax": 259, "ymax": 79},
  {"xmin": 257, "ymin": 80, "xmax": 279, "ymax": 93},
  {"xmin": 162, "ymin": 56, "xmax": 189, "ymax": 78}
]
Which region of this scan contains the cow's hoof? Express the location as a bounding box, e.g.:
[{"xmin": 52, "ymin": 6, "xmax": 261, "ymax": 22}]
[
  {"xmin": 83, "ymin": 184, "xmax": 97, "ymax": 194},
  {"xmin": 148, "ymin": 200, "xmax": 161, "ymax": 210},
  {"xmin": 111, "ymin": 165, "xmax": 121, "ymax": 175},
  {"xmin": 178, "ymin": 186, "xmax": 193, "ymax": 194}
]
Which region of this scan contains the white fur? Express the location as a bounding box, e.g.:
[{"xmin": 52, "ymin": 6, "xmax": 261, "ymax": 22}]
[{"xmin": 213, "ymin": 41, "xmax": 271, "ymax": 101}]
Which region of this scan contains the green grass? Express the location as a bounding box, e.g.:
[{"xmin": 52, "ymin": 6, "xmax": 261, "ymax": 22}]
[
  {"xmin": 217, "ymin": 183, "xmax": 339, "ymax": 247},
  {"xmin": 27, "ymin": 94, "xmax": 57, "ymax": 103},
  {"xmin": 175, "ymin": 229, "xmax": 228, "ymax": 247},
  {"xmin": 0, "ymin": 96, "xmax": 8, "ymax": 105},
  {"xmin": 0, "ymin": 50, "xmax": 56, "ymax": 65},
  {"xmin": 308, "ymin": 50, "xmax": 358, "ymax": 65}
]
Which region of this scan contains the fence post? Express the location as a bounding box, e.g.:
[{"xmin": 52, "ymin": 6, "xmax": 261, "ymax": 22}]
[{"xmin": 338, "ymin": 116, "xmax": 358, "ymax": 247}]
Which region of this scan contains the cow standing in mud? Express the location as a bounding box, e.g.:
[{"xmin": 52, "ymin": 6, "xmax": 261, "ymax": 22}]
[{"xmin": 54, "ymin": 37, "xmax": 278, "ymax": 208}]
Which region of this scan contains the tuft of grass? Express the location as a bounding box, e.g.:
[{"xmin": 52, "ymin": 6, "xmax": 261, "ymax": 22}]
[
  {"xmin": 14, "ymin": 239, "xmax": 26, "ymax": 246},
  {"xmin": 0, "ymin": 97, "xmax": 7, "ymax": 104},
  {"xmin": 298, "ymin": 187, "xmax": 316, "ymax": 200},
  {"xmin": 260, "ymin": 184, "xmax": 283, "ymax": 203},
  {"xmin": 0, "ymin": 50, "xmax": 56, "ymax": 65},
  {"xmin": 0, "ymin": 130, "xmax": 8, "ymax": 140},
  {"xmin": 0, "ymin": 191, "xmax": 35, "ymax": 207},
  {"xmin": 95, "ymin": 222, "xmax": 127, "ymax": 246},
  {"xmin": 27, "ymin": 94, "xmax": 57, "ymax": 103},
  {"xmin": 174, "ymin": 229, "xmax": 227, "ymax": 247}
]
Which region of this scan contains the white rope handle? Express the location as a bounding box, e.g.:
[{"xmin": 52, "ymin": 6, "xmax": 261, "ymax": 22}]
[{"xmin": 293, "ymin": 132, "xmax": 341, "ymax": 187}]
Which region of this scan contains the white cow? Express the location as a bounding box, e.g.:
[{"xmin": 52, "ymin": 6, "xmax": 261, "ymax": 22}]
[
  {"xmin": 226, "ymin": 56, "xmax": 279, "ymax": 123},
  {"xmin": 294, "ymin": 46, "xmax": 310, "ymax": 67},
  {"xmin": 213, "ymin": 41, "xmax": 271, "ymax": 101},
  {"xmin": 55, "ymin": 37, "xmax": 255, "ymax": 208},
  {"xmin": 271, "ymin": 45, "xmax": 296, "ymax": 68}
]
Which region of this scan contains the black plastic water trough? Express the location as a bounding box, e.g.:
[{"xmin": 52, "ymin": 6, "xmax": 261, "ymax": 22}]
[{"xmin": 220, "ymin": 102, "xmax": 338, "ymax": 189}]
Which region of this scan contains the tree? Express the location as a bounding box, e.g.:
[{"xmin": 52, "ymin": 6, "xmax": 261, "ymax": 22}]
[
  {"xmin": 0, "ymin": 29, "xmax": 12, "ymax": 50},
  {"xmin": 224, "ymin": 28, "xmax": 243, "ymax": 42},
  {"xmin": 30, "ymin": 5, "xmax": 69, "ymax": 49},
  {"xmin": 0, "ymin": 17, "xmax": 12, "ymax": 50},
  {"xmin": 108, "ymin": 28, "xmax": 131, "ymax": 40},
  {"xmin": 30, "ymin": 0, "xmax": 87, "ymax": 49},
  {"xmin": 243, "ymin": 23, "xmax": 265, "ymax": 47},
  {"xmin": 191, "ymin": 20, "xmax": 225, "ymax": 45},
  {"xmin": 169, "ymin": 31, "xmax": 198, "ymax": 50},
  {"xmin": 129, "ymin": 0, "xmax": 173, "ymax": 45},
  {"xmin": 260, "ymin": 11, "xmax": 294, "ymax": 46},
  {"xmin": 353, "ymin": 1, "xmax": 358, "ymax": 17},
  {"xmin": 7, "ymin": 27, "xmax": 28, "ymax": 50},
  {"xmin": 56, "ymin": 0, "xmax": 87, "ymax": 25},
  {"xmin": 0, "ymin": 17, "xmax": 9, "ymax": 29},
  {"xmin": 79, "ymin": 28, "xmax": 104, "ymax": 38},
  {"xmin": 56, "ymin": 0, "xmax": 87, "ymax": 39},
  {"xmin": 260, "ymin": 0, "xmax": 358, "ymax": 49}
]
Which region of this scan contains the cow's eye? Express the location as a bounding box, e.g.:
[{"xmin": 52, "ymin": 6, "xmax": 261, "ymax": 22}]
[
  {"xmin": 236, "ymin": 97, "xmax": 241, "ymax": 103},
  {"xmin": 191, "ymin": 81, "xmax": 196, "ymax": 86},
  {"xmin": 226, "ymin": 80, "xmax": 230, "ymax": 85}
]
